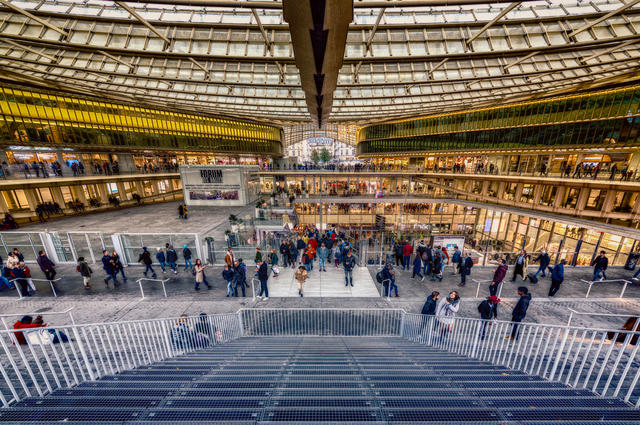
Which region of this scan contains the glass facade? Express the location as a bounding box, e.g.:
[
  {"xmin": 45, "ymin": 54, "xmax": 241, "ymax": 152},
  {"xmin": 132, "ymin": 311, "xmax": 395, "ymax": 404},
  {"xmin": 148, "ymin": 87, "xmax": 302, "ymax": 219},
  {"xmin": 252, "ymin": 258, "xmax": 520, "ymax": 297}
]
[
  {"xmin": 356, "ymin": 85, "xmax": 640, "ymax": 154},
  {"xmin": 0, "ymin": 86, "xmax": 283, "ymax": 156}
]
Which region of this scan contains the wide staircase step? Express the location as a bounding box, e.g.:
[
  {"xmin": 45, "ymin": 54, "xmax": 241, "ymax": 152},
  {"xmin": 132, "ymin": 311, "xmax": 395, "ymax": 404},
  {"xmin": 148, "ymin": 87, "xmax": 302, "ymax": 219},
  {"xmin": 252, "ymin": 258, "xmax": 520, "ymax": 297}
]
[{"xmin": 0, "ymin": 336, "xmax": 638, "ymax": 424}]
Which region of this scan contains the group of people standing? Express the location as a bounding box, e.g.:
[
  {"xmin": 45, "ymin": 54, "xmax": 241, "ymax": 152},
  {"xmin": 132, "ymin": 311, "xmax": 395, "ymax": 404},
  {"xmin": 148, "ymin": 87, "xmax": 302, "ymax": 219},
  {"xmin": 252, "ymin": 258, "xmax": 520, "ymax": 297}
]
[
  {"xmin": 0, "ymin": 249, "xmax": 58, "ymax": 296},
  {"xmin": 223, "ymin": 247, "xmax": 248, "ymax": 297}
]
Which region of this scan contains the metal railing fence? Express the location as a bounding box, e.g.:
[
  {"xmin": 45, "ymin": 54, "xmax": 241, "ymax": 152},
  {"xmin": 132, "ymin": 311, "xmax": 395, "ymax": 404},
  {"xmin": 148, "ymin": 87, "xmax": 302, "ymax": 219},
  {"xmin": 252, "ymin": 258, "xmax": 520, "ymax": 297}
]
[
  {"xmin": 402, "ymin": 313, "xmax": 640, "ymax": 407},
  {"xmin": 240, "ymin": 308, "xmax": 404, "ymax": 337},
  {"xmin": 0, "ymin": 313, "xmax": 241, "ymax": 407},
  {"xmin": 1, "ymin": 309, "xmax": 640, "ymax": 408}
]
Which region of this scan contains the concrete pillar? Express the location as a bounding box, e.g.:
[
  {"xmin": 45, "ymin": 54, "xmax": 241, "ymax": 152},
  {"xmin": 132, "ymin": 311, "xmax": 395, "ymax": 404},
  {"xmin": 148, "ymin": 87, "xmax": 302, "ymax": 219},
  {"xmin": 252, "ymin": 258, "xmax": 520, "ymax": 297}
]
[
  {"xmin": 135, "ymin": 180, "xmax": 145, "ymax": 197},
  {"xmin": 96, "ymin": 183, "xmax": 109, "ymax": 204},
  {"xmin": 0, "ymin": 192, "xmax": 9, "ymax": 213},
  {"xmin": 71, "ymin": 185, "xmax": 87, "ymax": 204},
  {"xmin": 55, "ymin": 151, "xmax": 66, "ymax": 176},
  {"xmin": 50, "ymin": 186, "xmax": 66, "ymax": 210},
  {"xmin": 117, "ymin": 154, "xmax": 137, "ymax": 174},
  {"xmin": 514, "ymin": 183, "xmax": 523, "ymax": 202},
  {"xmin": 481, "ymin": 180, "xmax": 490, "ymax": 197},
  {"xmin": 601, "ymin": 189, "xmax": 617, "ymax": 214},
  {"xmin": 533, "ymin": 184, "xmax": 542, "ymax": 205},
  {"xmin": 575, "ymin": 187, "xmax": 589, "ymax": 211},
  {"xmin": 554, "ymin": 187, "xmax": 566, "ymax": 209},
  {"xmin": 116, "ymin": 182, "xmax": 128, "ymax": 200},
  {"xmin": 24, "ymin": 189, "xmax": 39, "ymax": 212},
  {"xmin": 497, "ymin": 182, "xmax": 506, "ymax": 199}
]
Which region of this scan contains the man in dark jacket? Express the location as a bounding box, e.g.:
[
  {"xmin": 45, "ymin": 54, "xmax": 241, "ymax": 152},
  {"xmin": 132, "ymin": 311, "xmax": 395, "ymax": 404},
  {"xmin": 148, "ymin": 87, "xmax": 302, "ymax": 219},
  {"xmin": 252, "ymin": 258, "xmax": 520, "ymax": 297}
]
[
  {"xmin": 166, "ymin": 246, "xmax": 178, "ymax": 274},
  {"xmin": 256, "ymin": 260, "xmax": 269, "ymax": 299},
  {"xmin": 490, "ymin": 259, "xmax": 508, "ymax": 296},
  {"xmin": 102, "ymin": 250, "xmax": 119, "ymax": 287},
  {"xmin": 478, "ymin": 295, "xmax": 500, "ymax": 339},
  {"xmin": 421, "ymin": 291, "xmax": 440, "ymax": 315},
  {"xmin": 394, "ymin": 242, "xmax": 403, "ymax": 267},
  {"xmin": 591, "ymin": 251, "xmax": 608, "ymax": 281},
  {"xmin": 549, "ymin": 259, "xmax": 566, "ymax": 297},
  {"xmin": 382, "ymin": 263, "xmax": 398, "ymax": 297},
  {"xmin": 289, "ymin": 241, "xmax": 298, "ymax": 269},
  {"xmin": 296, "ymin": 237, "xmax": 306, "ymax": 265},
  {"xmin": 459, "ymin": 253, "xmax": 473, "ymax": 287},
  {"xmin": 508, "ymin": 287, "xmax": 531, "ymax": 340},
  {"xmin": 343, "ymin": 250, "xmax": 357, "ymax": 287},
  {"xmin": 533, "ymin": 250, "xmax": 551, "ymax": 278},
  {"xmin": 138, "ymin": 247, "xmax": 157, "ymax": 279},
  {"xmin": 279, "ymin": 241, "xmax": 289, "ymax": 267},
  {"xmin": 36, "ymin": 250, "xmax": 56, "ymax": 284},
  {"xmin": 233, "ymin": 259, "xmax": 246, "ymax": 297}
]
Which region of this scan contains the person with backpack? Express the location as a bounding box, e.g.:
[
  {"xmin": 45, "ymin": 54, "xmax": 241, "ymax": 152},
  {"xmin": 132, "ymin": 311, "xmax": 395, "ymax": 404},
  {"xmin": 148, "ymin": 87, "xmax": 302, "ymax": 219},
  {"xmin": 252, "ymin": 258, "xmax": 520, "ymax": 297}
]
[
  {"xmin": 459, "ymin": 252, "xmax": 473, "ymax": 286},
  {"xmin": 431, "ymin": 251, "xmax": 443, "ymax": 282},
  {"xmin": 77, "ymin": 256, "xmax": 93, "ymax": 289},
  {"xmin": 301, "ymin": 249, "xmax": 311, "ymax": 272},
  {"xmin": 422, "ymin": 245, "xmax": 433, "ymax": 276},
  {"xmin": 383, "ymin": 263, "xmax": 399, "ymax": 297},
  {"xmin": 478, "ymin": 295, "xmax": 500, "ymax": 339},
  {"xmin": 138, "ymin": 247, "xmax": 157, "ymax": 279},
  {"xmin": 343, "ymin": 250, "xmax": 356, "ymax": 287},
  {"xmin": 490, "ymin": 258, "xmax": 508, "ymax": 296},
  {"xmin": 183, "ymin": 245, "xmax": 193, "ymax": 272}
]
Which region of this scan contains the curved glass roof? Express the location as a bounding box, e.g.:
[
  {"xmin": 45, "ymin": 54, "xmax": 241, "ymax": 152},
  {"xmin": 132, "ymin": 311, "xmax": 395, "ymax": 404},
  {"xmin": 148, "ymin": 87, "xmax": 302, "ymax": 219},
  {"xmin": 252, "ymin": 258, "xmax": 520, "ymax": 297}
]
[{"xmin": 1, "ymin": 0, "xmax": 639, "ymax": 140}]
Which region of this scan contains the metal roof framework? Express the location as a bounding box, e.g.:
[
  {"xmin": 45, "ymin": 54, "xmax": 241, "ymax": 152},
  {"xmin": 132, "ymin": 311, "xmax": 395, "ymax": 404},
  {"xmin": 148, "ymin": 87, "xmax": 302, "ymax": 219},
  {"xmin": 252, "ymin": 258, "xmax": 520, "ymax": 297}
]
[{"xmin": 0, "ymin": 0, "xmax": 640, "ymax": 142}]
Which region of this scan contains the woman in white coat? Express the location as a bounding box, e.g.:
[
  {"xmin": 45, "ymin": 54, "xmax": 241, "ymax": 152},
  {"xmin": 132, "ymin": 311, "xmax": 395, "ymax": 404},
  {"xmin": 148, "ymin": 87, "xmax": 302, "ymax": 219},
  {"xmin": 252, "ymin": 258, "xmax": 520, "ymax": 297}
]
[{"xmin": 435, "ymin": 290, "xmax": 460, "ymax": 341}]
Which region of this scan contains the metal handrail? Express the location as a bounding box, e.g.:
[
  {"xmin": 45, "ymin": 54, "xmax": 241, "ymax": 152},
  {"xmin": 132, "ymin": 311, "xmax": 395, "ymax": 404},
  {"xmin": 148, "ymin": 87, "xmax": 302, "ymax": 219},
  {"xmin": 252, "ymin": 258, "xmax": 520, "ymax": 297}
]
[
  {"xmin": 567, "ymin": 308, "xmax": 640, "ymax": 326},
  {"xmin": 136, "ymin": 278, "xmax": 170, "ymax": 299},
  {"xmin": 0, "ymin": 308, "xmax": 75, "ymax": 331},
  {"xmin": 579, "ymin": 278, "xmax": 633, "ymax": 298}
]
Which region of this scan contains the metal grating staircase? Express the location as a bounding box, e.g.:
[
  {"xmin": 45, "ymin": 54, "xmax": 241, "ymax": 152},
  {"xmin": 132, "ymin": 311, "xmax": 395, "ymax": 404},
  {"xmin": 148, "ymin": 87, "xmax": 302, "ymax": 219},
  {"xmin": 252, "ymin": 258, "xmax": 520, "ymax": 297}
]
[{"xmin": 1, "ymin": 336, "xmax": 639, "ymax": 424}]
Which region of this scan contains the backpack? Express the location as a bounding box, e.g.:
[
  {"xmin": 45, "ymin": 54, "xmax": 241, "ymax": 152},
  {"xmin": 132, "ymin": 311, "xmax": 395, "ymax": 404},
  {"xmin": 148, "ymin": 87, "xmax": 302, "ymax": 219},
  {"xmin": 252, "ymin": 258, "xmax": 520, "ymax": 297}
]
[{"xmin": 376, "ymin": 270, "xmax": 384, "ymax": 284}]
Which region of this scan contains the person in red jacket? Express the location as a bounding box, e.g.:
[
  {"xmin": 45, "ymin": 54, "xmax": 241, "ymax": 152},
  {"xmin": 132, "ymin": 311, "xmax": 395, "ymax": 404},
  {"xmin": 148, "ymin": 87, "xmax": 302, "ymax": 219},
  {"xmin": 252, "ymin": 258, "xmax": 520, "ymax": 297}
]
[
  {"xmin": 402, "ymin": 242, "xmax": 413, "ymax": 271},
  {"xmin": 12, "ymin": 315, "xmax": 46, "ymax": 345}
]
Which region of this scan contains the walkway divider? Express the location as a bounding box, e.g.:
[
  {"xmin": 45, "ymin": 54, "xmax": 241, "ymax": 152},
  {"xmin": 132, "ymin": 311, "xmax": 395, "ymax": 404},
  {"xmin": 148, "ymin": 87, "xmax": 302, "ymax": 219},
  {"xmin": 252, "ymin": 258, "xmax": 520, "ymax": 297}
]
[
  {"xmin": 580, "ymin": 278, "xmax": 633, "ymax": 298},
  {"xmin": 566, "ymin": 308, "xmax": 639, "ymax": 327},
  {"xmin": 472, "ymin": 278, "xmax": 502, "ymax": 298},
  {"xmin": 136, "ymin": 278, "xmax": 170, "ymax": 299}
]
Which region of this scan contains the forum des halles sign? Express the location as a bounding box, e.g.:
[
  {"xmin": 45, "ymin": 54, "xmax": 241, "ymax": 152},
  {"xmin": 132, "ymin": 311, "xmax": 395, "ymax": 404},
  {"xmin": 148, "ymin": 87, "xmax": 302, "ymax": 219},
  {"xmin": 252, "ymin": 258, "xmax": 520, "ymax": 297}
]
[{"xmin": 180, "ymin": 165, "xmax": 260, "ymax": 206}]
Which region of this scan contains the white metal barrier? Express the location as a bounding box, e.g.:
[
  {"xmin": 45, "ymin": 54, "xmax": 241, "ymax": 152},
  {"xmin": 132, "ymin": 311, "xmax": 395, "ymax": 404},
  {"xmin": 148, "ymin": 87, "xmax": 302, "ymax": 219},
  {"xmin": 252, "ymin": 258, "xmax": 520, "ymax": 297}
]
[
  {"xmin": 472, "ymin": 278, "xmax": 503, "ymax": 298},
  {"xmin": 566, "ymin": 308, "xmax": 639, "ymax": 327},
  {"xmin": 580, "ymin": 278, "xmax": 633, "ymax": 298},
  {"xmin": 1, "ymin": 309, "xmax": 640, "ymax": 409},
  {"xmin": 0, "ymin": 313, "xmax": 242, "ymax": 407},
  {"xmin": 8, "ymin": 277, "xmax": 63, "ymax": 299},
  {"xmin": 136, "ymin": 278, "xmax": 170, "ymax": 299}
]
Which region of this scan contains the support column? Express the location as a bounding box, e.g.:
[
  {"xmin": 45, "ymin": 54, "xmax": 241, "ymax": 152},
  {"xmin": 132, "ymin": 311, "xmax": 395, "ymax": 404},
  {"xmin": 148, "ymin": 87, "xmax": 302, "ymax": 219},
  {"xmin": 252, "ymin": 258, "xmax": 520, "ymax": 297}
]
[
  {"xmin": 23, "ymin": 189, "xmax": 39, "ymax": 212},
  {"xmin": 96, "ymin": 183, "xmax": 109, "ymax": 204},
  {"xmin": 575, "ymin": 187, "xmax": 589, "ymax": 212},
  {"xmin": 50, "ymin": 186, "xmax": 66, "ymax": 210},
  {"xmin": 70, "ymin": 185, "xmax": 87, "ymax": 204},
  {"xmin": 135, "ymin": 180, "xmax": 145, "ymax": 197},
  {"xmin": 116, "ymin": 182, "xmax": 128, "ymax": 200},
  {"xmin": 0, "ymin": 192, "xmax": 9, "ymax": 213}
]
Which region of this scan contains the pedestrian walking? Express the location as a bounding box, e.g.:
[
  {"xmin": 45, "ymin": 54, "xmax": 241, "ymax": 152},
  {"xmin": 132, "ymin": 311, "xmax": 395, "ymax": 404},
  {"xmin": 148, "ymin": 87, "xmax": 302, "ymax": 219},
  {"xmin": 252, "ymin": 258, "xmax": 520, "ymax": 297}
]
[
  {"xmin": 111, "ymin": 250, "xmax": 127, "ymax": 282},
  {"xmin": 254, "ymin": 247, "xmax": 263, "ymax": 264},
  {"xmin": 412, "ymin": 254, "xmax": 424, "ymax": 281},
  {"xmin": 402, "ymin": 241, "xmax": 413, "ymax": 271},
  {"xmin": 317, "ymin": 243, "xmax": 329, "ymax": 272},
  {"xmin": 36, "ymin": 250, "xmax": 56, "ymax": 286},
  {"xmin": 343, "ymin": 250, "xmax": 356, "ymax": 287},
  {"xmin": 76, "ymin": 256, "xmax": 92, "ymax": 289},
  {"xmin": 256, "ymin": 259, "xmax": 269, "ymax": 300},
  {"xmin": 511, "ymin": 250, "xmax": 528, "ymax": 282},
  {"xmin": 382, "ymin": 263, "xmax": 399, "ymax": 297},
  {"xmin": 280, "ymin": 241, "xmax": 289, "ymax": 267},
  {"xmin": 533, "ymin": 250, "xmax": 550, "ymax": 278},
  {"xmin": 156, "ymin": 248, "xmax": 167, "ymax": 273},
  {"xmin": 224, "ymin": 247, "xmax": 235, "ymax": 268},
  {"xmin": 101, "ymin": 250, "xmax": 119, "ymax": 287},
  {"xmin": 459, "ymin": 252, "xmax": 473, "ymax": 286},
  {"xmin": 138, "ymin": 247, "xmax": 157, "ymax": 279},
  {"xmin": 223, "ymin": 265, "xmax": 234, "ymax": 297},
  {"xmin": 490, "ymin": 258, "xmax": 508, "ymax": 296},
  {"xmin": 478, "ymin": 295, "xmax": 500, "ymax": 339},
  {"xmin": 233, "ymin": 259, "xmax": 246, "ymax": 297},
  {"xmin": 183, "ymin": 245, "xmax": 193, "ymax": 272},
  {"xmin": 289, "ymin": 241, "xmax": 298, "ymax": 269},
  {"xmin": 507, "ymin": 287, "xmax": 531, "ymax": 341},
  {"xmin": 166, "ymin": 245, "xmax": 178, "ymax": 274},
  {"xmin": 591, "ymin": 250, "xmax": 608, "ymax": 281},
  {"xmin": 296, "ymin": 236, "xmax": 306, "ymax": 265},
  {"xmin": 549, "ymin": 259, "xmax": 566, "ymax": 297},
  {"xmin": 178, "ymin": 204, "xmax": 184, "ymax": 219},
  {"xmin": 451, "ymin": 246, "xmax": 461, "ymax": 274},
  {"xmin": 295, "ymin": 266, "xmax": 307, "ymax": 297},
  {"xmin": 194, "ymin": 259, "xmax": 210, "ymax": 290}
]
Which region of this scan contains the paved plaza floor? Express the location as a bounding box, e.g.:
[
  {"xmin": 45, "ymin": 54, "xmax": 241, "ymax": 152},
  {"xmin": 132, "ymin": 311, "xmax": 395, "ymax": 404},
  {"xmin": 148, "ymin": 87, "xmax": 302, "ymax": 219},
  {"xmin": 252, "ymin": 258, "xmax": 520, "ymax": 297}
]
[{"xmin": 268, "ymin": 265, "xmax": 379, "ymax": 297}]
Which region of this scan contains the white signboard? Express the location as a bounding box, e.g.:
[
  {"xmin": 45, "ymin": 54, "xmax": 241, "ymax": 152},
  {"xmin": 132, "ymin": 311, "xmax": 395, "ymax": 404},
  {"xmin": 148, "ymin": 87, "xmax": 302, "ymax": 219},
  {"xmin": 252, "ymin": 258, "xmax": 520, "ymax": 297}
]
[
  {"xmin": 180, "ymin": 165, "xmax": 259, "ymax": 206},
  {"xmin": 431, "ymin": 235, "xmax": 466, "ymax": 255}
]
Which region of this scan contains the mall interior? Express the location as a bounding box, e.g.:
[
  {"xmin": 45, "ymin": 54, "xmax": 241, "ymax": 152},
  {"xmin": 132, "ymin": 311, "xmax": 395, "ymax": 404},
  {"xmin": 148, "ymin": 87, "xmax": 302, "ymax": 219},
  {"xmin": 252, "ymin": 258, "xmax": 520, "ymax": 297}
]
[{"xmin": 1, "ymin": 0, "xmax": 640, "ymax": 423}]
